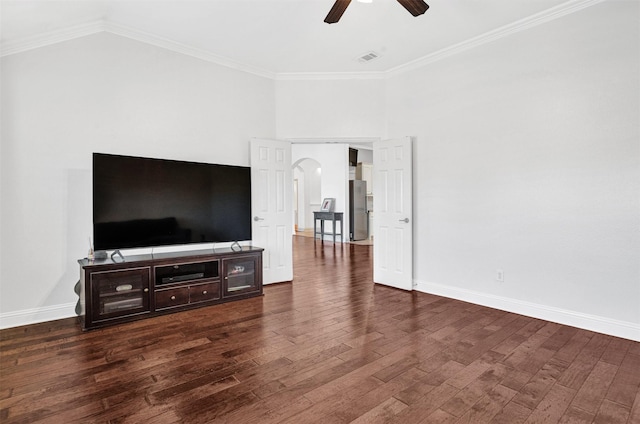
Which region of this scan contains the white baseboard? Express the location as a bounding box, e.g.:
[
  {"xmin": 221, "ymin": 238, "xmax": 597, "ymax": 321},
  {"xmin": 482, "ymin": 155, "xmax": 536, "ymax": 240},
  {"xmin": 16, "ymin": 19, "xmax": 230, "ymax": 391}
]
[
  {"xmin": 414, "ymin": 280, "xmax": 640, "ymax": 342},
  {"xmin": 0, "ymin": 303, "xmax": 77, "ymax": 330},
  {"xmin": 3, "ymin": 285, "xmax": 639, "ymax": 343}
]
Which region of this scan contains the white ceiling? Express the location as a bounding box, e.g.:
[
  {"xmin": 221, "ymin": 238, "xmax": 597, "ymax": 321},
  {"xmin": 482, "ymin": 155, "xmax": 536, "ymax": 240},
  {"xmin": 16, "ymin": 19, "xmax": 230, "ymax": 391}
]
[{"xmin": 1, "ymin": 0, "xmax": 599, "ymax": 77}]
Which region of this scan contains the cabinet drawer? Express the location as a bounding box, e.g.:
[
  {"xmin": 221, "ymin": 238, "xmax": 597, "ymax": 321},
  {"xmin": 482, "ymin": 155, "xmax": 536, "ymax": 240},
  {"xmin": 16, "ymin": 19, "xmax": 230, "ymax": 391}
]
[
  {"xmin": 189, "ymin": 282, "xmax": 220, "ymax": 304},
  {"xmin": 155, "ymin": 287, "xmax": 189, "ymax": 309}
]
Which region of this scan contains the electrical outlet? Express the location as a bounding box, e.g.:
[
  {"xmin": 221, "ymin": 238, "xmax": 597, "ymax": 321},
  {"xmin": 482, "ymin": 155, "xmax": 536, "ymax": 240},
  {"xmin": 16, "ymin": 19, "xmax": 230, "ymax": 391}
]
[{"xmin": 496, "ymin": 269, "xmax": 504, "ymax": 282}]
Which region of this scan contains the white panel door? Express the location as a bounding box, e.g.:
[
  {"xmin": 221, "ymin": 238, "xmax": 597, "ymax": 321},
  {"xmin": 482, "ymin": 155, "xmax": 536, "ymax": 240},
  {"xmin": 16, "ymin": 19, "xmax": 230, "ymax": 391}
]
[
  {"xmin": 373, "ymin": 137, "xmax": 413, "ymax": 290},
  {"xmin": 250, "ymin": 138, "xmax": 293, "ymax": 284}
]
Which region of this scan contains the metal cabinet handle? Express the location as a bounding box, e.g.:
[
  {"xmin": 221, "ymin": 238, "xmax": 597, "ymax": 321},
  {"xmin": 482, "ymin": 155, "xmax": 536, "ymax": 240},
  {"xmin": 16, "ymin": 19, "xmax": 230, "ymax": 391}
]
[
  {"xmin": 116, "ymin": 284, "xmax": 133, "ymax": 292},
  {"xmin": 170, "ymin": 295, "xmax": 176, "ymax": 300},
  {"xmin": 253, "ymin": 216, "xmax": 264, "ymax": 222},
  {"xmin": 143, "ymin": 288, "xmax": 149, "ymax": 293},
  {"xmin": 399, "ymin": 218, "xmax": 410, "ymax": 223},
  {"xmin": 203, "ymin": 290, "xmax": 207, "ymax": 295}
]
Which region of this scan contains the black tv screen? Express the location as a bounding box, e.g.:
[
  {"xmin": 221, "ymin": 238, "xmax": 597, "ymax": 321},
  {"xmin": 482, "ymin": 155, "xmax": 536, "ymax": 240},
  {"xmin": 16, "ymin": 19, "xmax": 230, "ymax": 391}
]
[{"xmin": 93, "ymin": 153, "xmax": 252, "ymax": 250}]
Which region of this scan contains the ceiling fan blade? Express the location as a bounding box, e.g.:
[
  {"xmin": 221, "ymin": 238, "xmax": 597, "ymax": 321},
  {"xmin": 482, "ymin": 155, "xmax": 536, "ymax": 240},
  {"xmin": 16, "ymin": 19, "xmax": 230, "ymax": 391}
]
[
  {"xmin": 324, "ymin": 0, "xmax": 352, "ymax": 24},
  {"xmin": 396, "ymin": 0, "xmax": 429, "ymax": 17}
]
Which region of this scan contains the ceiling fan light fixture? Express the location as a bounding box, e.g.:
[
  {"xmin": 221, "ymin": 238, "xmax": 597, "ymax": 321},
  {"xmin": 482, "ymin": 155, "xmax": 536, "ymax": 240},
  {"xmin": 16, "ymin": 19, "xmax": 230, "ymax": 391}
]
[
  {"xmin": 396, "ymin": 0, "xmax": 429, "ymax": 17},
  {"xmin": 324, "ymin": 0, "xmax": 352, "ymax": 24},
  {"xmin": 325, "ymin": 0, "xmax": 428, "ymax": 23}
]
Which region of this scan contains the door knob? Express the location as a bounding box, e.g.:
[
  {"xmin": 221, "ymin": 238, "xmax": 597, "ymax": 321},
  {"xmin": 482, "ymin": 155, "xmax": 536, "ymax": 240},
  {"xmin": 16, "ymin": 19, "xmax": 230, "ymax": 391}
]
[
  {"xmin": 253, "ymin": 216, "xmax": 264, "ymax": 222},
  {"xmin": 399, "ymin": 218, "xmax": 410, "ymax": 223}
]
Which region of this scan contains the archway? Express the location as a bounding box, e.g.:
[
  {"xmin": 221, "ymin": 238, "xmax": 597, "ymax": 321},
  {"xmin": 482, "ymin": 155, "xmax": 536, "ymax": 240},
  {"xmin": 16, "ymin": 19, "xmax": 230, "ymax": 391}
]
[{"xmin": 292, "ymin": 157, "xmax": 321, "ymax": 235}]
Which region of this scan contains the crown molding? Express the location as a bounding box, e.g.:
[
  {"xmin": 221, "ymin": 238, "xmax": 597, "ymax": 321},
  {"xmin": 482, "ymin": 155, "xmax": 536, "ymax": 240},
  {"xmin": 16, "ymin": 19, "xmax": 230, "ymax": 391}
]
[
  {"xmin": 289, "ymin": 137, "xmax": 381, "ymax": 145},
  {"xmin": 0, "ymin": 20, "xmax": 106, "ymax": 57},
  {"xmin": 1, "ymin": 0, "xmax": 606, "ymax": 80},
  {"xmin": 275, "ymin": 0, "xmax": 606, "ymax": 80},
  {"xmin": 384, "ymin": 0, "xmax": 607, "ymax": 78},
  {"xmin": 0, "ymin": 19, "xmax": 276, "ymax": 79},
  {"xmin": 275, "ymin": 72, "xmax": 386, "ymax": 81},
  {"xmin": 103, "ymin": 22, "xmax": 277, "ymax": 80}
]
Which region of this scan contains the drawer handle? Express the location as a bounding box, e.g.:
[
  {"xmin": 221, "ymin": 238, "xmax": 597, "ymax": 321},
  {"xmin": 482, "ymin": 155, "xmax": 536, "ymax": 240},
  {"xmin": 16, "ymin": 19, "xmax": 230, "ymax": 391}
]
[
  {"xmin": 203, "ymin": 290, "xmax": 208, "ymax": 294},
  {"xmin": 173, "ymin": 265, "xmax": 179, "ymax": 269},
  {"xmin": 170, "ymin": 295, "xmax": 176, "ymax": 300},
  {"xmin": 116, "ymin": 284, "xmax": 133, "ymax": 292},
  {"xmin": 143, "ymin": 288, "xmax": 149, "ymax": 293}
]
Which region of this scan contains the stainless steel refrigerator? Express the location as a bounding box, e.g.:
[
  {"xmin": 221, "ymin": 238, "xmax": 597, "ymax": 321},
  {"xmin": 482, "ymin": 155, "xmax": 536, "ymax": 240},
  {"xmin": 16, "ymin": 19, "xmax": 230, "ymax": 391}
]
[{"xmin": 349, "ymin": 180, "xmax": 368, "ymax": 241}]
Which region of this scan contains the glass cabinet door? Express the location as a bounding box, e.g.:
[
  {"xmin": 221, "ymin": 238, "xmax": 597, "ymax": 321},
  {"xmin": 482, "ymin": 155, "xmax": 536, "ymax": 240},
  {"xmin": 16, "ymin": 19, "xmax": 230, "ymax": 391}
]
[
  {"xmin": 91, "ymin": 267, "xmax": 150, "ymax": 321},
  {"xmin": 223, "ymin": 256, "xmax": 260, "ymax": 297}
]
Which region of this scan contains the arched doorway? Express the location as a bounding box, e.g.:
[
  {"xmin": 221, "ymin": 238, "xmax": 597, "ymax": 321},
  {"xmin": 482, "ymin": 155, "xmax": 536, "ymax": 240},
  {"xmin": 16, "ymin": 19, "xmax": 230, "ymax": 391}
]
[{"xmin": 292, "ymin": 157, "xmax": 321, "ymax": 236}]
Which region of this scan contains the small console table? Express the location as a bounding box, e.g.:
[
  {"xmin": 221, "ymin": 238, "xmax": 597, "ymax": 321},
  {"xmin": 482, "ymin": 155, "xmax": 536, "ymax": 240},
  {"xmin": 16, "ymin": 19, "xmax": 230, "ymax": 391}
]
[{"xmin": 313, "ymin": 211, "xmax": 344, "ymax": 243}]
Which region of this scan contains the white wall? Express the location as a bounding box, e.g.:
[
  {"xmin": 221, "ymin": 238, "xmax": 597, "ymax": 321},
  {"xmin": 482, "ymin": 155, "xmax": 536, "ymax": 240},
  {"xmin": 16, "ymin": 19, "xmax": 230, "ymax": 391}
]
[
  {"xmin": 356, "ymin": 149, "xmax": 373, "ymax": 164},
  {"xmin": 293, "ymin": 167, "xmax": 304, "ymax": 229},
  {"xmin": 2, "ymin": 1, "xmax": 638, "ymax": 340},
  {"xmin": 276, "ymin": 78, "xmax": 386, "ymax": 243},
  {"xmin": 294, "ymin": 158, "xmax": 321, "ymax": 230},
  {"xmin": 292, "ymin": 144, "xmax": 349, "ymax": 240},
  {"xmin": 276, "ymin": 79, "xmax": 385, "ymax": 138},
  {"xmin": 386, "ymin": 1, "xmax": 639, "ymax": 339},
  {"xmin": 0, "ymin": 32, "xmax": 275, "ymax": 326}
]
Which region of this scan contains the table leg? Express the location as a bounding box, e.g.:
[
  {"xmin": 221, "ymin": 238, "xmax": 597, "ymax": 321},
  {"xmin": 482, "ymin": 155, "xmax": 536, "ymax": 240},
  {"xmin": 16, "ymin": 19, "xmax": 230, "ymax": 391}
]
[{"xmin": 332, "ymin": 219, "xmax": 336, "ymax": 243}]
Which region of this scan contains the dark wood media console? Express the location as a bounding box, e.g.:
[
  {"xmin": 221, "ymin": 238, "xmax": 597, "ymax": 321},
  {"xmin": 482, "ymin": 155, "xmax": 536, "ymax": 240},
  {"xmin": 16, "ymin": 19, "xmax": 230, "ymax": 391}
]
[{"xmin": 76, "ymin": 246, "xmax": 263, "ymax": 330}]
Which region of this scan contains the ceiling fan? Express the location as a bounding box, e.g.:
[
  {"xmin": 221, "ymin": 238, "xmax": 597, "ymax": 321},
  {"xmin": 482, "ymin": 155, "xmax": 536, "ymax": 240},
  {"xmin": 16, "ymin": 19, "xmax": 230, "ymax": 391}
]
[{"xmin": 324, "ymin": 0, "xmax": 429, "ymax": 24}]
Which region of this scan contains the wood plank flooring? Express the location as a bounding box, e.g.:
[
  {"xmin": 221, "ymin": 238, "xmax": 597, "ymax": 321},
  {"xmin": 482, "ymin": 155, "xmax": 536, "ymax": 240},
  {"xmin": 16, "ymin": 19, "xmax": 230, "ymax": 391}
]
[{"xmin": 1, "ymin": 235, "xmax": 639, "ymax": 423}]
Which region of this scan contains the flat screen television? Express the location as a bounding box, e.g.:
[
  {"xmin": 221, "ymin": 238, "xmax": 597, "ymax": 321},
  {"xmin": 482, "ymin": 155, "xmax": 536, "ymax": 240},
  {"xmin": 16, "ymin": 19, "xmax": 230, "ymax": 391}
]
[{"xmin": 93, "ymin": 153, "xmax": 252, "ymax": 251}]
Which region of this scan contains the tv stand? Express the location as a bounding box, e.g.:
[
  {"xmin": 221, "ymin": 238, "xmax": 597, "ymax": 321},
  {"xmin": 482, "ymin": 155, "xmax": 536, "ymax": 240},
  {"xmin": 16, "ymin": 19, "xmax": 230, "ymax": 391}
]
[{"xmin": 76, "ymin": 246, "xmax": 263, "ymax": 330}]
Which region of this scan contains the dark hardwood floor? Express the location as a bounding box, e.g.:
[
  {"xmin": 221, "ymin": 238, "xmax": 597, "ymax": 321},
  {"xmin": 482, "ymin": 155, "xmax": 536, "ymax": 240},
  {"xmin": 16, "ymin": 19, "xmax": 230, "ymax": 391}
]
[{"xmin": 1, "ymin": 235, "xmax": 639, "ymax": 423}]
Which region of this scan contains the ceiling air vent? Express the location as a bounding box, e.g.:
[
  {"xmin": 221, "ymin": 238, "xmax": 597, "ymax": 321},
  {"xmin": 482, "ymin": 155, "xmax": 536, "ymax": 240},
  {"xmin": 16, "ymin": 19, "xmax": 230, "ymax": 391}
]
[{"xmin": 357, "ymin": 51, "xmax": 380, "ymax": 63}]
